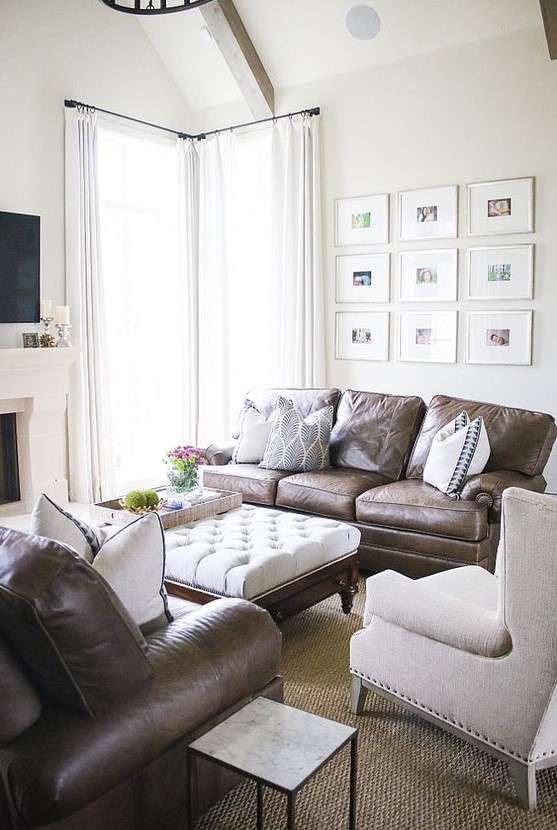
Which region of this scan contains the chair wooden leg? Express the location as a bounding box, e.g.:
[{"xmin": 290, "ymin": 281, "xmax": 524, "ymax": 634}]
[
  {"xmin": 350, "ymin": 674, "xmax": 368, "ymax": 714},
  {"xmin": 507, "ymin": 758, "xmax": 537, "ymax": 810}
]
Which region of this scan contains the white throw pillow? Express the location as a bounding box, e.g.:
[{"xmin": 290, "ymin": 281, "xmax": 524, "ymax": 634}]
[
  {"xmin": 92, "ymin": 512, "xmax": 172, "ymax": 634},
  {"xmin": 423, "ymin": 411, "xmax": 491, "ymax": 497},
  {"xmin": 232, "ymin": 399, "xmax": 274, "ymax": 464},
  {"xmin": 259, "ymin": 397, "xmax": 333, "ymax": 472},
  {"xmin": 30, "ymin": 493, "xmax": 101, "ymax": 563},
  {"xmin": 30, "ymin": 495, "xmax": 171, "ymax": 633}
]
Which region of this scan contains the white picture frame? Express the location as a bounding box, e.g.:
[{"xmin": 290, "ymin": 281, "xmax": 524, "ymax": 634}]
[
  {"xmin": 467, "ymin": 177, "xmax": 534, "ymax": 236},
  {"xmin": 398, "ymin": 249, "xmax": 458, "ymax": 302},
  {"xmin": 335, "ymin": 312, "xmax": 390, "ymax": 361},
  {"xmin": 398, "ymin": 185, "xmax": 457, "ymax": 241},
  {"xmin": 466, "ymin": 310, "xmax": 532, "ymax": 365},
  {"xmin": 398, "ymin": 311, "xmax": 457, "ymax": 363},
  {"xmin": 335, "ymin": 194, "xmax": 389, "ymax": 246},
  {"xmin": 467, "ymin": 245, "xmax": 534, "ymax": 300},
  {"xmin": 335, "ymin": 253, "xmax": 390, "ymax": 303}
]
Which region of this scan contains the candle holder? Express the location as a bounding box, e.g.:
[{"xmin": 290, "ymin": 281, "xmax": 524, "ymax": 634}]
[
  {"xmin": 55, "ymin": 323, "xmax": 72, "ymax": 348},
  {"xmin": 41, "ymin": 316, "xmax": 54, "ymax": 334}
]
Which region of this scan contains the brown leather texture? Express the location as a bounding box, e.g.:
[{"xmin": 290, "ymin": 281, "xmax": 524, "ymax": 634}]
[
  {"xmin": 1, "ymin": 592, "xmax": 282, "ymax": 828},
  {"xmin": 357, "ymin": 523, "xmax": 492, "ymax": 575},
  {"xmin": 330, "ymin": 390, "xmax": 426, "ymax": 480},
  {"xmin": 276, "ymin": 468, "xmax": 389, "ymax": 520},
  {"xmin": 406, "ymin": 394, "xmax": 557, "ymax": 478},
  {"xmin": 0, "ymin": 527, "xmax": 153, "ymax": 718},
  {"xmin": 356, "ymin": 480, "xmax": 489, "ymax": 541},
  {"xmin": 203, "ymin": 463, "xmax": 290, "ymax": 505},
  {"xmin": 0, "ymin": 639, "xmax": 42, "ymax": 746}
]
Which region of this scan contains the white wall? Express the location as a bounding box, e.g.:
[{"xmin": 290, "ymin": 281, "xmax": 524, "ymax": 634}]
[
  {"xmin": 263, "ymin": 27, "xmax": 557, "ymax": 490},
  {"xmin": 0, "ymin": 0, "xmax": 191, "ymax": 348}
]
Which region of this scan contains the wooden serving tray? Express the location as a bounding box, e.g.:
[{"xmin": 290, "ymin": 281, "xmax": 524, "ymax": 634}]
[{"xmin": 90, "ymin": 488, "xmax": 242, "ymax": 530}]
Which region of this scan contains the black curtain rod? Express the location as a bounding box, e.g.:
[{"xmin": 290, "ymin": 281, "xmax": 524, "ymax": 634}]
[
  {"xmin": 64, "ymin": 100, "xmax": 320, "ymax": 140},
  {"xmin": 195, "ymin": 106, "xmax": 320, "ymax": 140},
  {"xmin": 64, "ymin": 99, "xmax": 194, "ymax": 138}
]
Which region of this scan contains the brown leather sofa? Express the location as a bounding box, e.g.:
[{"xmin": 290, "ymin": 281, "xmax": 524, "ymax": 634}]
[
  {"xmin": 0, "ymin": 526, "xmax": 282, "ymax": 830},
  {"xmin": 204, "ymin": 388, "xmax": 557, "ymax": 577}
]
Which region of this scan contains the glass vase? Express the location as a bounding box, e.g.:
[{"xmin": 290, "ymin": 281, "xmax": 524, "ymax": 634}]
[{"xmin": 165, "ymin": 465, "xmax": 201, "ymax": 503}]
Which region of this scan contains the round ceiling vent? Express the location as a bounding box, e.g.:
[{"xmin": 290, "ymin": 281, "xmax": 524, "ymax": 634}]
[{"xmin": 346, "ymin": 5, "xmax": 381, "ymax": 41}]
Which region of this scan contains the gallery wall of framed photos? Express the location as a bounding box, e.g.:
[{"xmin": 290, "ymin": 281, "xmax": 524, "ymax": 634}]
[{"xmin": 333, "ymin": 176, "xmax": 535, "ymax": 366}]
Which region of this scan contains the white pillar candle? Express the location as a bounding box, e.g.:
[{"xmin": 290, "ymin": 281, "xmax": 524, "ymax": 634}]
[
  {"xmin": 55, "ymin": 305, "xmax": 70, "ymax": 325},
  {"xmin": 40, "ymin": 299, "xmax": 52, "ymax": 318}
]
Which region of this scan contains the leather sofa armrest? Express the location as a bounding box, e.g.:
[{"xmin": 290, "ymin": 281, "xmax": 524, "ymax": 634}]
[
  {"xmin": 205, "ymin": 443, "xmax": 235, "ymax": 465},
  {"xmin": 460, "ymin": 470, "xmax": 547, "ymax": 522},
  {"xmin": 365, "ymin": 570, "xmax": 511, "ymax": 658}
]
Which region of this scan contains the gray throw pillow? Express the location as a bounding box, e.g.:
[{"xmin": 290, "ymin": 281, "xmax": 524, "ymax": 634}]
[{"xmin": 259, "ymin": 396, "xmax": 333, "ymax": 472}]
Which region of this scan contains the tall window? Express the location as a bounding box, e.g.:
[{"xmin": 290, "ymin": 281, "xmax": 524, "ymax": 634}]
[
  {"xmin": 97, "ymin": 123, "xmax": 274, "ymax": 490},
  {"xmin": 97, "ymin": 123, "xmax": 186, "ymax": 491}
]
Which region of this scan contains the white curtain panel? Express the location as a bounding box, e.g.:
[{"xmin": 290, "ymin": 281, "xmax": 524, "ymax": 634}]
[
  {"xmin": 196, "ymin": 131, "xmax": 236, "ymax": 443},
  {"xmin": 191, "ymin": 114, "xmax": 325, "ymax": 444},
  {"xmin": 270, "ymin": 114, "xmax": 326, "ymax": 386},
  {"xmin": 65, "ymin": 107, "xmax": 115, "ymax": 502},
  {"xmin": 177, "ymin": 138, "xmax": 201, "ymax": 444}
]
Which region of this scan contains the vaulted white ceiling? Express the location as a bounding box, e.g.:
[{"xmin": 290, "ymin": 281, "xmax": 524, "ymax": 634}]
[{"xmin": 134, "ymin": 0, "xmax": 544, "ymax": 113}]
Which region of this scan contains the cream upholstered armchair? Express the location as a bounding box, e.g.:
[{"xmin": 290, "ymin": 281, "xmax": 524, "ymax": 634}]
[{"xmin": 350, "ymin": 487, "xmax": 557, "ymax": 809}]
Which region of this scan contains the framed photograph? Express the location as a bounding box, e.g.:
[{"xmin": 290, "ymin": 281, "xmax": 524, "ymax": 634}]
[
  {"xmin": 335, "ymin": 194, "xmax": 389, "ymax": 246},
  {"xmin": 398, "ymin": 311, "xmax": 457, "ymax": 363},
  {"xmin": 467, "ymin": 177, "xmax": 534, "ymax": 236},
  {"xmin": 398, "ymin": 185, "xmax": 457, "ymax": 241},
  {"xmin": 398, "ymin": 249, "xmax": 457, "ymax": 302},
  {"xmin": 467, "ymin": 245, "xmax": 534, "ymax": 299},
  {"xmin": 335, "ymin": 312, "xmax": 389, "ymax": 361},
  {"xmin": 466, "ymin": 310, "xmax": 532, "ymax": 365},
  {"xmin": 335, "ymin": 253, "xmax": 390, "ymax": 303},
  {"xmin": 22, "ymin": 333, "xmax": 39, "ymax": 348}
]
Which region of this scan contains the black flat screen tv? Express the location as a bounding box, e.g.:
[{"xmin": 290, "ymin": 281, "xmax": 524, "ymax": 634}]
[{"xmin": 0, "ymin": 210, "xmax": 40, "ymax": 323}]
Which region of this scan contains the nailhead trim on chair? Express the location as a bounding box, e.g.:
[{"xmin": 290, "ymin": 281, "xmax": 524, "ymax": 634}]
[{"xmin": 352, "ymin": 669, "xmax": 532, "ymax": 763}]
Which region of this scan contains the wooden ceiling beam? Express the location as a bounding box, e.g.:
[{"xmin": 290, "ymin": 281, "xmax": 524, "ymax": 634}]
[
  {"xmin": 200, "ymin": 0, "xmax": 275, "ymax": 118},
  {"xmin": 540, "ymin": 0, "xmax": 557, "ymax": 59}
]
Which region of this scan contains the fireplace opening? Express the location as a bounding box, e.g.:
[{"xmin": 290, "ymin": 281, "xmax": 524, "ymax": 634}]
[{"xmin": 0, "ymin": 414, "xmax": 20, "ymax": 505}]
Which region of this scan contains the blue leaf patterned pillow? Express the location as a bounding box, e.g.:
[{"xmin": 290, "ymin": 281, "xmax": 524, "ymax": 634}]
[{"xmin": 259, "ymin": 397, "xmax": 333, "ymax": 472}]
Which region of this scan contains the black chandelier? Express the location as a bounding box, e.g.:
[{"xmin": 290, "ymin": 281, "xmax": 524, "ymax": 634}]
[{"xmin": 99, "ymin": 0, "xmax": 214, "ymax": 14}]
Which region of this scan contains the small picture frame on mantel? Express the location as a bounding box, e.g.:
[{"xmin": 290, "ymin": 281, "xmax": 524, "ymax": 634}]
[{"xmin": 22, "ymin": 332, "xmax": 40, "ymax": 348}]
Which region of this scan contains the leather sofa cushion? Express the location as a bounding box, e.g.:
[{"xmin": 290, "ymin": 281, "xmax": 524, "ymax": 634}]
[
  {"xmin": 0, "ymin": 527, "xmax": 153, "ymax": 718},
  {"xmin": 0, "ymin": 638, "xmax": 42, "ymax": 746},
  {"xmin": 407, "ymin": 394, "xmax": 557, "ymax": 478},
  {"xmin": 203, "ymin": 463, "xmax": 291, "ymax": 505},
  {"xmin": 330, "ymin": 390, "xmax": 426, "ymax": 480},
  {"xmin": 356, "ymin": 480, "xmax": 489, "ymax": 542},
  {"xmin": 233, "ymin": 387, "xmax": 342, "ymax": 437},
  {"xmin": 276, "ymin": 468, "xmax": 389, "ymax": 521}
]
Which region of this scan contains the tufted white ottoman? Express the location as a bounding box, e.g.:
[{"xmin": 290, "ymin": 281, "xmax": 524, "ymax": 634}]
[{"xmin": 163, "ymin": 505, "xmax": 361, "ymax": 622}]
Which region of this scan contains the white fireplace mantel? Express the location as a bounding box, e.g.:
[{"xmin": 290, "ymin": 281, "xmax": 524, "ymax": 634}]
[{"xmin": 0, "ymin": 347, "xmax": 79, "ymax": 514}]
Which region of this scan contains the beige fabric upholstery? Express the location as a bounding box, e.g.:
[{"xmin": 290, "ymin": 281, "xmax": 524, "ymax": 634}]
[{"xmin": 350, "ymin": 488, "xmax": 557, "ymax": 810}]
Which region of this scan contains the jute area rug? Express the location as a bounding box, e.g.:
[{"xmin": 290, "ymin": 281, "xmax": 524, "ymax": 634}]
[{"xmin": 195, "ymin": 579, "xmax": 557, "ymax": 829}]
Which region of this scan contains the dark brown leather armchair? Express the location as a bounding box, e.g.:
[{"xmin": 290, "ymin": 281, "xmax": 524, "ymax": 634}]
[{"xmin": 0, "ymin": 527, "xmax": 282, "ymax": 830}]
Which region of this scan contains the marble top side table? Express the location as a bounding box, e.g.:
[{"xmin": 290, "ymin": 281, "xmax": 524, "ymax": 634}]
[{"xmin": 188, "ymin": 696, "xmax": 357, "ymax": 829}]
